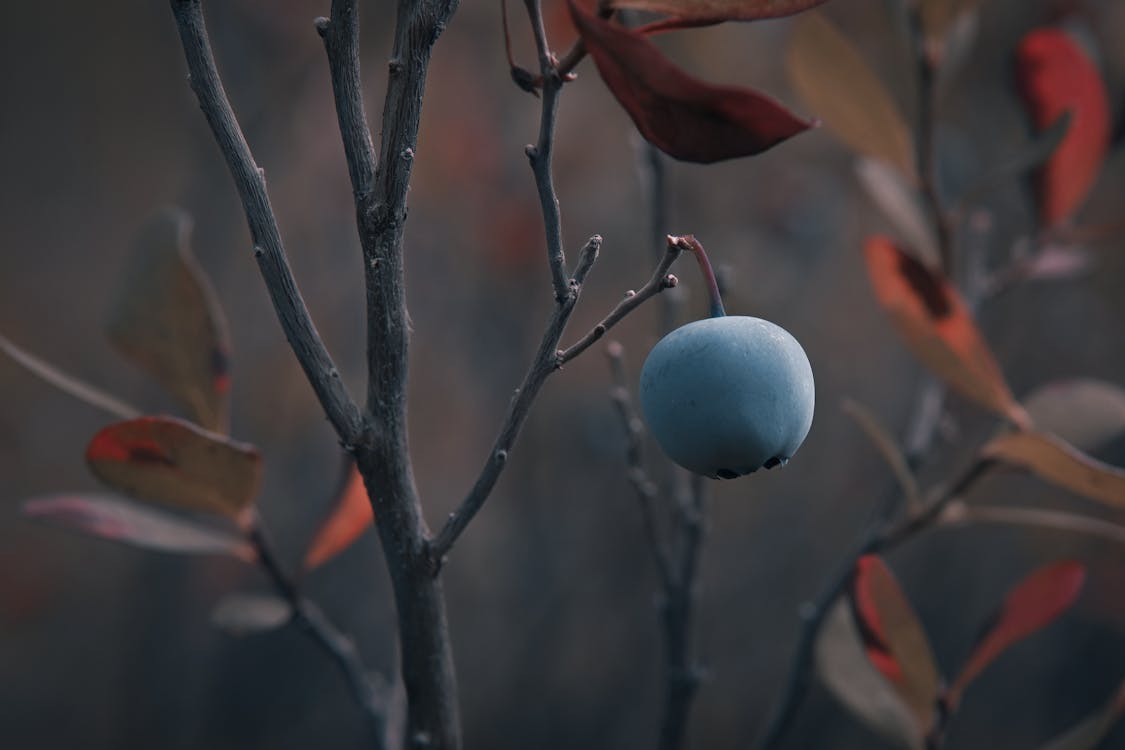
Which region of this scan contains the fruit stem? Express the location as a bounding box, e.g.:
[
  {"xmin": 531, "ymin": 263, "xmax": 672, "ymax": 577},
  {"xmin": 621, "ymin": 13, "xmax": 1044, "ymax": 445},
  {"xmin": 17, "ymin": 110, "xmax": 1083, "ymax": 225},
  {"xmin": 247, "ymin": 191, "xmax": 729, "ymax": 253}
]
[{"xmin": 672, "ymin": 235, "xmax": 726, "ymax": 317}]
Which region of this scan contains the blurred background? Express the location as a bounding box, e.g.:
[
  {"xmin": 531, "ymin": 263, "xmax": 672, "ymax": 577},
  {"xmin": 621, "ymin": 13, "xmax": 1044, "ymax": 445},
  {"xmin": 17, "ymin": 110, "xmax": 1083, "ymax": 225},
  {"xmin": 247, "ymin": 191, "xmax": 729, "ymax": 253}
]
[{"xmin": 2, "ymin": 0, "xmax": 1124, "ymax": 747}]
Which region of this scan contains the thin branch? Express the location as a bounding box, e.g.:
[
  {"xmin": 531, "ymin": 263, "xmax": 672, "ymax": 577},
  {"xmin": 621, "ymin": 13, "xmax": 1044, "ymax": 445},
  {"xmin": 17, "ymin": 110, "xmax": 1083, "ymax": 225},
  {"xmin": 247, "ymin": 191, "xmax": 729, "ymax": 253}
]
[
  {"xmin": 558, "ymin": 238, "xmax": 682, "ymax": 365},
  {"xmin": 0, "ymin": 333, "xmax": 141, "ymax": 421},
  {"xmin": 315, "ymin": 0, "xmax": 377, "ymax": 198},
  {"xmin": 910, "ymin": 7, "xmax": 953, "ymax": 275},
  {"xmin": 168, "ymin": 0, "xmax": 365, "ymax": 447},
  {"xmin": 249, "ymin": 520, "xmax": 393, "ymax": 749},
  {"xmin": 606, "ymin": 341, "xmax": 675, "ymax": 588},
  {"xmin": 428, "ymin": 236, "xmax": 601, "ymax": 566},
  {"xmin": 524, "ymin": 0, "xmax": 570, "ymax": 302},
  {"xmin": 938, "ymin": 501, "xmax": 1125, "ymax": 546}
]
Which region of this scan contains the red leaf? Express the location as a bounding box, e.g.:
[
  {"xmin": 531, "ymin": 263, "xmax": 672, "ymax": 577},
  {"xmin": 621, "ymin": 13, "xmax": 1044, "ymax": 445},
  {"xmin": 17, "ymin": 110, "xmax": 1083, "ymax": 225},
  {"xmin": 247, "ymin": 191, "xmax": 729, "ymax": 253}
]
[
  {"xmin": 864, "ymin": 236, "xmax": 1029, "ymax": 427},
  {"xmin": 851, "ymin": 556, "xmax": 942, "ymax": 734},
  {"xmin": 568, "ymin": 0, "xmax": 815, "ymax": 163},
  {"xmin": 303, "ymin": 464, "xmax": 374, "ymax": 570},
  {"xmin": 86, "ymin": 416, "xmax": 262, "ymax": 519},
  {"xmin": 947, "ymin": 561, "xmax": 1086, "ymax": 707},
  {"xmin": 1017, "ymin": 29, "xmax": 1110, "ymax": 227},
  {"xmin": 23, "ymin": 493, "xmax": 256, "ymax": 560}
]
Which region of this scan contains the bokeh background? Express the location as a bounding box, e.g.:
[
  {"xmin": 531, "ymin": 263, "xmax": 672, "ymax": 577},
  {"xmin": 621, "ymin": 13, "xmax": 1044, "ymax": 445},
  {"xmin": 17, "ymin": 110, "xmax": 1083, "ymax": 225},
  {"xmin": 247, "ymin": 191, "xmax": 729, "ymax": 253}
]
[{"xmin": 2, "ymin": 0, "xmax": 1125, "ymax": 748}]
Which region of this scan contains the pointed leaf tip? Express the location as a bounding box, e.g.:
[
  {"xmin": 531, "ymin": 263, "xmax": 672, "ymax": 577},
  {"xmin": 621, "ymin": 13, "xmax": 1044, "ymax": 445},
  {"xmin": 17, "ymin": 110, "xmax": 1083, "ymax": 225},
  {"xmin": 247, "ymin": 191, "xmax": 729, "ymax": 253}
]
[
  {"xmin": 1017, "ymin": 28, "xmax": 1110, "ymax": 227},
  {"xmin": 303, "ymin": 463, "xmax": 374, "ymax": 570},
  {"xmin": 568, "ymin": 0, "xmax": 814, "ymax": 163},
  {"xmin": 948, "ymin": 560, "xmax": 1085, "ymax": 707},
  {"xmin": 607, "ymin": 0, "xmax": 830, "ymax": 27}
]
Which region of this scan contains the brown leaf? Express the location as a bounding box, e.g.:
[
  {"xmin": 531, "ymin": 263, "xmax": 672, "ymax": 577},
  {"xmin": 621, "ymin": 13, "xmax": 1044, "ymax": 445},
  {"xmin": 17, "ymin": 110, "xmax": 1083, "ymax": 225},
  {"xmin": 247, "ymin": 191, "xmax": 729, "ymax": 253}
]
[
  {"xmin": 947, "ymin": 561, "xmax": 1085, "ymax": 707},
  {"xmin": 1017, "ymin": 28, "xmax": 1110, "ymax": 228},
  {"xmin": 568, "ymin": 0, "xmax": 815, "ymax": 163},
  {"xmin": 303, "ymin": 463, "xmax": 374, "ymax": 570},
  {"xmin": 1022, "ymin": 379, "xmax": 1125, "ymax": 453},
  {"xmin": 108, "ymin": 209, "xmax": 233, "ymax": 432},
  {"xmin": 86, "ymin": 416, "xmax": 262, "ymax": 519},
  {"xmin": 788, "ymin": 12, "xmax": 916, "ymax": 181},
  {"xmin": 816, "ymin": 599, "xmax": 925, "ymax": 749},
  {"xmin": 851, "ymin": 556, "xmax": 942, "ymax": 735},
  {"xmin": 23, "ymin": 493, "xmax": 255, "ymax": 560},
  {"xmin": 841, "ymin": 399, "xmax": 921, "ymax": 509},
  {"xmin": 864, "ymin": 236, "xmax": 1028, "ymax": 426},
  {"xmin": 606, "ymin": 0, "xmax": 829, "ymax": 27},
  {"xmin": 981, "ymin": 430, "xmax": 1125, "ymax": 509}
]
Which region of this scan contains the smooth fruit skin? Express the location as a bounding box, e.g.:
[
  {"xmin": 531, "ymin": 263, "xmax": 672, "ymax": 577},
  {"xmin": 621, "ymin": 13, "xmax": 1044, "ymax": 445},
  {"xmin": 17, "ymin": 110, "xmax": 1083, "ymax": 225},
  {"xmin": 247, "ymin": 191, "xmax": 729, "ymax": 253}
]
[{"xmin": 639, "ymin": 316, "xmax": 814, "ymax": 479}]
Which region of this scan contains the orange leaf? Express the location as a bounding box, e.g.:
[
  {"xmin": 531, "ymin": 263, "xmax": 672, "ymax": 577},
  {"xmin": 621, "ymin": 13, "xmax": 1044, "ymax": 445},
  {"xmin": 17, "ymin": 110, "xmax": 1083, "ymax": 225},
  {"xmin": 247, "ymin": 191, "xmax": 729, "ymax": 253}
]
[
  {"xmin": 108, "ymin": 209, "xmax": 233, "ymax": 433},
  {"xmin": 1017, "ymin": 29, "xmax": 1110, "ymax": 227},
  {"xmin": 947, "ymin": 560, "xmax": 1085, "ymax": 707},
  {"xmin": 568, "ymin": 0, "xmax": 815, "ymax": 163},
  {"xmin": 851, "ymin": 556, "xmax": 942, "ymax": 734},
  {"xmin": 86, "ymin": 416, "xmax": 261, "ymax": 519},
  {"xmin": 303, "ymin": 464, "xmax": 374, "ymax": 570},
  {"xmin": 864, "ymin": 236, "xmax": 1028, "ymax": 427},
  {"xmin": 981, "ymin": 430, "xmax": 1125, "ymax": 509}
]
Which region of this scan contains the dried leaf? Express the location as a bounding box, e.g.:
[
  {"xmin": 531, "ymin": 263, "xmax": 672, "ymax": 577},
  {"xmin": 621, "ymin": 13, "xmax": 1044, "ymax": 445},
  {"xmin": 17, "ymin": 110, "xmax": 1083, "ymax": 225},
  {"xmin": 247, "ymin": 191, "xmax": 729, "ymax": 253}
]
[
  {"xmin": 1017, "ymin": 29, "xmax": 1110, "ymax": 227},
  {"xmin": 841, "ymin": 399, "xmax": 921, "ymax": 509},
  {"xmin": 789, "ymin": 12, "xmax": 916, "ymax": 181},
  {"xmin": 211, "ymin": 592, "xmax": 293, "ymax": 636},
  {"xmin": 816, "ymin": 599, "xmax": 925, "ymax": 749},
  {"xmin": 855, "ymin": 158, "xmax": 941, "ymax": 268},
  {"xmin": 86, "ymin": 416, "xmax": 262, "ymax": 519},
  {"xmin": 606, "ymin": 0, "xmax": 829, "ymax": 27},
  {"xmin": 568, "ymin": 0, "xmax": 815, "ymax": 163},
  {"xmin": 0, "ymin": 333, "xmax": 141, "ymax": 420},
  {"xmin": 947, "ymin": 560, "xmax": 1085, "ymax": 707},
  {"xmin": 23, "ymin": 493, "xmax": 255, "ymax": 560},
  {"xmin": 981, "ymin": 431, "xmax": 1125, "ymax": 509},
  {"xmin": 864, "ymin": 236, "xmax": 1028, "ymax": 427},
  {"xmin": 851, "ymin": 556, "xmax": 942, "ymax": 734},
  {"xmin": 1022, "ymin": 379, "xmax": 1125, "ymax": 452},
  {"xmin": 1039, "ymin": 679, "xmax": 1125, "ymax": 750},
  {"xmin": 108, "ymin": 209, "xmax": 233, "ymax": 432},
  {"xmin": 939, "ymin": 501, "xmax": 1125, "ymax": 549},
  {"xmin": 303, "ymin": 463, "xmax": 374, "ymax": 570}
]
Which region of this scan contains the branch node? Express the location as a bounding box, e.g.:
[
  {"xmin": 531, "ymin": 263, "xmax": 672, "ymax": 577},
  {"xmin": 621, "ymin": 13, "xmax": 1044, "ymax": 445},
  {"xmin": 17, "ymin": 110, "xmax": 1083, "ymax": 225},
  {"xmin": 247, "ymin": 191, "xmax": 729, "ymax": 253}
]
[
  {"xmin": 401, "ymin": 147, "xmax": 415, "ymax": 161},
  {"xmin": 313, "ymin": 16, "xmax": 330, "ymax": 36},
  {"xmin": 388, "ymin": 58, "xmax": 404, "ymax": 75},
  {"xmin": 663, "ymin": 274, "xmax": 678, "ymax": 289},
  {"xmin": 253, "ymin": 246, "xmax": 264, "ymax": 259},
  {"xmin": 525, "ymin": 144, "xmax": 538, "ymax": 159}
]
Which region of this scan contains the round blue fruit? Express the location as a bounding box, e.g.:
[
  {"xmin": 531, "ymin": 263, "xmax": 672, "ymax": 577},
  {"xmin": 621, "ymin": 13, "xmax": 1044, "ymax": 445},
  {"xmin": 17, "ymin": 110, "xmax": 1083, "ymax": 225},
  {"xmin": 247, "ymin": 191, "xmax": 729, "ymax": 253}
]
[{"xmin": 639, "ymin": 316, "xmax": 814, "ymax": 479}]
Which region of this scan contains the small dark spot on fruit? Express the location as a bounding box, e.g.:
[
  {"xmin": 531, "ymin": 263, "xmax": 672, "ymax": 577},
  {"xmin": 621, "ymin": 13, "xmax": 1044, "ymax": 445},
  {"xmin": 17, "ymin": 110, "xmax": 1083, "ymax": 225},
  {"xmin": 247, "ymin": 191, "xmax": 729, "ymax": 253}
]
[
  {"xmin": 764, "ymin": 456, "xmax": 782, "ymax": 469},
  {"xmin": 716, "ymin": 468, "xmax": 740, "ymax": 480}
]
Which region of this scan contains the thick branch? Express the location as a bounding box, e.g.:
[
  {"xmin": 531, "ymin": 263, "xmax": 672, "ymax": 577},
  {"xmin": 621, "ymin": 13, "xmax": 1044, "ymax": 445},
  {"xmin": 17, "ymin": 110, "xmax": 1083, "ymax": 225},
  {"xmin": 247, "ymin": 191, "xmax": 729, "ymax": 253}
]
[
  {"xmin": 316, "ymin": 0, "xmax": 463, "ymax": 747},
  {"xmin": 169, "ymin": 0, "xmax": 365, "ymax": 446}
]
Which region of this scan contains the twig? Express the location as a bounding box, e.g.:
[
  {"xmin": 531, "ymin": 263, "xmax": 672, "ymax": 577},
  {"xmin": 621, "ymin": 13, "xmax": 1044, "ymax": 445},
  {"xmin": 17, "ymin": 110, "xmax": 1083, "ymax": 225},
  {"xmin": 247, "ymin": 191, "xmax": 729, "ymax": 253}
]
[
  {"xmin": 524, "ymin": 0, "xmax": 570, "ymax": 302},
  {"xmin": 168, "ymin": 0, "xmax": 364, "ymax": 447},
  {"xmin": 606, "ymin": 341, "xmax": 675, "ymax": 588},
  {"xmin": 754, "ymin": 459, "xmax": 991, "ymax": 749},
  {"xmin": 0, "ymin": 333, "xmax": 142, "ymax": 421},
  {"xmin": 937, "ymin": 502, "xmax": 1125, "ymax": 546},
  {"xmin": 558, "ymin": 241, "xmax": 682, "ymax": 365},
  {"xmin": 248, "ymin": 520, "xmax": 393, "ymax": 749},
  {"xmin": 910, "ymin": 8, "xmax": 953, "ymax": 275},
  {"xmin": 428, "ymin": 236, "xmax": 601, "ymax": 565}
]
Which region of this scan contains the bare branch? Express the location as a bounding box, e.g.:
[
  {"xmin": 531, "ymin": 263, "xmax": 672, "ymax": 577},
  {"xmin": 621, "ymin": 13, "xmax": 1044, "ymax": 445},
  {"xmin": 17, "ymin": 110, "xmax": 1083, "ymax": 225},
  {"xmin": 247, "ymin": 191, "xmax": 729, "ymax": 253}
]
[
  {"xmin": 428, "ymin": 236, "xmax": 601, "ymax": 565},
  {"xmin": 558, "ymin": 237, "xmax": 682, "ymax": 365},
  {"xmin": 168, "ymin": 0, "xmax": 365, "ymax": 446},
  {"xmin": 523, "ymin": 0, "xmax": 570, "ymax": 302},
  {"xmin": 248, "ymin": 520, "xmax": 393, "ymax": 749},
  {"xmin": 605, "ymin": 341, "xmax": 675, "ymax": 588},
  {"xmin": 315, "ymin": 0, "xmax": 377, "ymax": 198}
]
